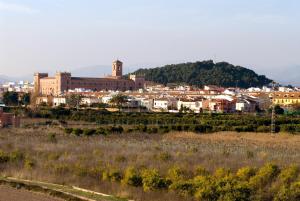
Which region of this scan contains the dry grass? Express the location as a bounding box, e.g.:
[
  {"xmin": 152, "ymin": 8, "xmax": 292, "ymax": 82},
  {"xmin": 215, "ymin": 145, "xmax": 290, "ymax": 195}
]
[{"xmin": 0, "ymin": 126, "xmax": 299, "ymax": 201}]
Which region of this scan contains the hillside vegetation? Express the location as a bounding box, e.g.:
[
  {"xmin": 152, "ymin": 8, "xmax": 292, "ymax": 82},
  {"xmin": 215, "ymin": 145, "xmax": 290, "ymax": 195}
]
[{"xmin": 132, "ymin": 60, "xmax": 272, "ymax": 88}]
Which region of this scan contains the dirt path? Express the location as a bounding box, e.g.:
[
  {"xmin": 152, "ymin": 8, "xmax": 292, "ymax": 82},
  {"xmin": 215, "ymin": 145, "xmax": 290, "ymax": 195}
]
[{"xmin": 0, "ymin": 185, "xmax": 64, "ymax": 201}]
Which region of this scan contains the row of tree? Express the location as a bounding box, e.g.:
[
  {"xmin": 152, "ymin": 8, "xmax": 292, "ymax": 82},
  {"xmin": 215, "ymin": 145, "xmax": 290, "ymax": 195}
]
[{"xmin": 2, "ymin": 92, "xmax": 30, "ymax": 106}]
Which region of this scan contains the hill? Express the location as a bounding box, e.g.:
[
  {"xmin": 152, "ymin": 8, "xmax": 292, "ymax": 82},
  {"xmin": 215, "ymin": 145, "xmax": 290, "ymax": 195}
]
[{"xmin": 131, "ymin": 60, "xmax": 272, "ymax": 88}]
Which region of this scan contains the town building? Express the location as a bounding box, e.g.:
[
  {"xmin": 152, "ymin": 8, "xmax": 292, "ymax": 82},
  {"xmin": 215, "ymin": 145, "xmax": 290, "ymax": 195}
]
[
  {"xmin": 0, "ymin": 108, "xmax": 20, "ymax": 128},
  {"xmin": 34, "ymin": 60, "xmax": 145, "ymax": 96},
  {"xmin": 271, "ymin": 92, "xmax": 300, "ymax": 106}
]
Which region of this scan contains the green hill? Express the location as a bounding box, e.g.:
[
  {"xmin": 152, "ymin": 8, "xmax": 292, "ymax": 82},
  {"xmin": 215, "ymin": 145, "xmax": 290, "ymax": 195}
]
[{"xmin": 132, "ymin": 60, "xmax": 272, "ymax": 88}]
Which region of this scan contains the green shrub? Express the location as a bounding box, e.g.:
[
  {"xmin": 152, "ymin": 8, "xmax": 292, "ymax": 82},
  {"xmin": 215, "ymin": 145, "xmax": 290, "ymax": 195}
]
[
  {"xmin": 249, "ymin": 163, "xmax": 280, "ymax": 189},
  {"xmin": 64, "ymin": 128, "xmax": 73, "ymax": 134},
  {"xmin": 122, "ymin": 167, "xmax": 143, "ymax": 187},
  {"xmin": 278, "ymin": 165, "xmax": 299, "ymax": 185},
  {"xmin": 9, "ymin": 150, "xmax": 25, "ymax": 162},
  {"xmin": 169, "ymin": 180, "xmax": 196, "ymax": 197},
  {"xmin": 195, "ymin": 166, "xmax": 209, "ymax": 176},
  {"xmin": 236, "ymin": 166, "xmax": 256, "ymax": 181},
  {"xmin": 157, "ymin": 152, "xmax": 172, "ymax": 162},
  {"xmin": 96, "ymin": 127, "xmax": 108, "ymax": 135},
  {"xmin": 48, "ymin": 133, "xmax": 57, "ymax": 143},
  {"xmin": 72, "ymin": 128, "xmax": 83, "ymax": 136},
  {"xmin": 141, "ymin": 169, "xmax": 169, "ymax": 191},
  {"xmin": 102, "ymin": 168, "xmax": 123, "ymax": 182},
  {"xmin": 256, "ymin": 125, "xmax": 270, "ymax": 133},
  {"xmin": 24, "ymin": 158, "xmax": 35, "ymax": 169},
  {"xmin": 274, "ymin": 181, "xmax": 300, "ymax": 201},
  {"xmin": 83, "ymin": 129, "xmax": 96, "ymax": 136},
  {"xmin": 0, "ymin": 151, "xmax": 10, "ymax": 163},
  {"xmin": 167, "ymin": 166, "xmax": 188, "ymax": 182}
]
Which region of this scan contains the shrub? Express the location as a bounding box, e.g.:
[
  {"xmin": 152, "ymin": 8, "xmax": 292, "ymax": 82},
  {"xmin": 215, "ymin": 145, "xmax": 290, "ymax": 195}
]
[
  {"xmin": 278, "ymin": 165, "xmax": 299, "ymax": 185},
  {"xmin": 64, "ymin": 128, "xmax": 73, "ymax": 134},
  {"xmin": 274, "ymin": 181, "xmax": 300, "ymax": 201},
  {"xmin": 167, "ymin": 166, "xmax": 188, "ymax": 182},
  {"xmin": 96, "ymin": 127, "xmax": 108, "ymax": 135},
  {"xmin": 141, "ymin": 169, "xmax": 169, "ymax": 191},
  {"xmin": 256, "ymin": 125, "xmax": 270, "ymax": 133},
  {"xmin": 195, "ymin": 166, "xmax": 209, "ymax": 176},
  {"xmin": 83, "ymin": 129, "xmax": 96, "ymax": 136},
  {"xmin": 169, "ymin": 180, "xmax": 196, "ymax": 197},
  {"xmin": 122, "ymin": 167, "xmax": 143, "ymax": 187},
  {"xmin": 48, "ymin": 133, "xmax": 57, "ymax": 143},
  {"xmin": 236, "ymin": 166, "xmax": 256, "ymax": 181},
  {"xmin": 24, "ymin": 158, "xmax": 35, "ymax": 169},
  {"xmin": 157, "ymin": 152, "xmax": 172, "ymax": 162},
  {"xmin": 214, "ymin": 168, "xmax": 231, "ymax": 178},
  {"xmin": 72, "ymin": 128, "xmax": 83, "ymax": 136},
  {"xmin": 9, "ymin": 150, "xmax": 25, "ymax": 162},
  {"xmin": 0, "ymin": 151, "xmax": 10, "ymax": 163},
  {"xmin": 102, "ymin": 168, "xmax": 123, "ymax": 182},
  {"xmin": 249, "ymin": 163, "xmax": 280, "ymax": 189}
]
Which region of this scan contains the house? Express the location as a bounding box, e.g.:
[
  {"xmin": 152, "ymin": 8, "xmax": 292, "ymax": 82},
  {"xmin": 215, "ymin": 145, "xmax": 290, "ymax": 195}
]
[
  {"xmin": 236, "ymin": 96, "xmax": 258, "ymax": 113},
  {"xmin": 0, "ymin": 108, "xmax": 20, "ymax": 128},
  {"xmin": 208, "ymin": 95, "xmax": 236, "ymax": 113},
  {"xmin": 177, "ymin": 98, "xmax": 204, "ymax": 113},
  {"xmin": 53, "ymin": 97, "xmax": 67, "ymax": 107},
  {"xmin": 271, "ymin": 92, "xmax": 300, "ymax": 106},
  {"xmin": 81, "ymin": 97, "xmax": 101, "ymax": 106},
  {"xmin": 153, "ymin": 98, "xmax": 177, "ymax": 111}
]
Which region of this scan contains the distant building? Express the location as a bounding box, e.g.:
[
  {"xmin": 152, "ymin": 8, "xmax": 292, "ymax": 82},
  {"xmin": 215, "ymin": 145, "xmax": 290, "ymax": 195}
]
[
  {"xmin": 34, "ymin": 60, "xmax": 145, "ymax": 96},
  {"xmin": 0, "ymin": 108, "xmax": 20, "ymax": 128},
  {"xmin": 271, "ymin": 92, "xmax": 300, "ymax": 106}
]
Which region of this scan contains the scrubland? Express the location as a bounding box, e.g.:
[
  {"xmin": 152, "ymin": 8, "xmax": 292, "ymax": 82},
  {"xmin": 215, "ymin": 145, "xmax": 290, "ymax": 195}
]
[{"xmin": 0, "ymin": 123, "xmax": 300, "ymax": 201}]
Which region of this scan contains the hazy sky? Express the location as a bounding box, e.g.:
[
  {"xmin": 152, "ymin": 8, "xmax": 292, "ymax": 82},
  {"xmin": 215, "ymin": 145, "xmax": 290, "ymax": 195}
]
[{"xmin": 0, "ymin": 0, "xmax": 299, "ymax": 84}]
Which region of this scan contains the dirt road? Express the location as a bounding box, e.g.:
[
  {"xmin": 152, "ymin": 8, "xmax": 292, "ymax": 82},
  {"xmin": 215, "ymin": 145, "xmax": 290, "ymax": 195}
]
[{"xmin": 0, "ymin": 185, "xmax": 64, "ymax": 201}]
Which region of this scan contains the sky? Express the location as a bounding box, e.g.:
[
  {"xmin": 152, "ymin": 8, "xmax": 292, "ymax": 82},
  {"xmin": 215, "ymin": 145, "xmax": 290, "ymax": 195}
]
[{"xmin": 0, "ymin": 0, "xmax": 299, "ymax": 85}]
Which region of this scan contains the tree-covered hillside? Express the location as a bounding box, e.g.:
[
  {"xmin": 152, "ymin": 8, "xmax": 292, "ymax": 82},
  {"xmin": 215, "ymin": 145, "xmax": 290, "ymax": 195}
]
[{"xmin": 132, "ymin": 60, "xmax": 272, "ymax": 88}]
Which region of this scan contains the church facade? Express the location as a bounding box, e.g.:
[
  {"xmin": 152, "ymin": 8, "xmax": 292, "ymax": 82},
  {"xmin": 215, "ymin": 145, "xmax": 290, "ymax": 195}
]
[{"xmin": 34, "ymin": 60, "xmax": 145, "ymax": 95}]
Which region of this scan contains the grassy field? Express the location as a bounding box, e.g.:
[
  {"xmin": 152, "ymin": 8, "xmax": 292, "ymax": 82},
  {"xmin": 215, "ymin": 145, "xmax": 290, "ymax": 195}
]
[{"xmin": 0, "ymin": 122, "xmax": 299, "ymax": 201}]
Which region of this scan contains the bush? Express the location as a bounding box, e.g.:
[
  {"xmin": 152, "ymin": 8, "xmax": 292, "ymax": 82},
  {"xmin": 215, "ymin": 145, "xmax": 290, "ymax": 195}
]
[
  {"xmin": 195, "ymin": 166, "xmax": 209, "ymax": 176},
  {"xmin": 256, "ymin": 125, "xmax": 270, "ymax": 133},
  {"xmin": 278, "ymin": 165, "xmax": 299, "ymax": 185},
  {"xmin": 64, "ymin": 128, "xmax": 73, "ymax": 134},
  {"xmin": 96, "ymin": 127, "xmax": 108, "ymax": 135},
  {"xmin": 249, "ymin": 163, "xmax": 280, "ymax": 189},
  {"xmin": 167, "ymin": 166, "xmax": 188, "ymax": 182},
  {"xmin": 102, "ymin": 168, "xmax": 123, "ymax": 182},
  {"xmin": 83, "ymin": 129, "xmax": 96, "ymax": 136},
  {"xmin": 48, "ymin": 133, "xmax": 57, "ymax": 143},
  {"xmin": 157, "ymin": 152, "xmax": 172, "ymax": 162},
  {"xmin": 72, "ymin": 128, "xmax": 83, "ymax": 136},
  {"xmin": 236, "ymin": 166, "xmax": 256, "ymax": 181},
  {"xmin": 0, "ymin": 151, "xmax": 10, "ymax": 163},
  {"xmin": 122, "ymin": 167, "xmax": 143, "ymax": 187},
  {"xmin": 141, "ymin": 169, "xmax": 169, "ymax": 191}
]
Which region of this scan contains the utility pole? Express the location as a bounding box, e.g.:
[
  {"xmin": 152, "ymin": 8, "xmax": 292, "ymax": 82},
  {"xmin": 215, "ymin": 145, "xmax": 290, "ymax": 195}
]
[{"xmin": 271, "ymin": 82, "xmax": 276, "ymax": 133}]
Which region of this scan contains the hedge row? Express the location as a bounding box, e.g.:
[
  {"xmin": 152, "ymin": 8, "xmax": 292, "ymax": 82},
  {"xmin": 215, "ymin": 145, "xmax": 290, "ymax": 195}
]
[{"xmin": 64, "ymin": 163, "xmax": 300, "ymax": 201}]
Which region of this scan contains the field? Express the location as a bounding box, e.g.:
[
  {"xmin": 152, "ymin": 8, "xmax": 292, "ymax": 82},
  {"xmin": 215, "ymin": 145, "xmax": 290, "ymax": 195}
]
[
  {"xmin": 0, "ymin": 185, "xmax": 64, "ymax": 201},
  {"xmin": 0, "ymin": 120, "xmax": 300, "ymax": 201}
]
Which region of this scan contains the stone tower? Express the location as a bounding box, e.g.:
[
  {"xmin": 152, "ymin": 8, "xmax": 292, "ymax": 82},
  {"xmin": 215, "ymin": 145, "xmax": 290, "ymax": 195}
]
[
  {"xmin": 55, "ymin": 72, "xmax": 71, "ymax": 95},
  {"xmin": 112, "ymin": 60, "xmax": 123, "ymax": 77},
  {"xmin": 34, "ymin": 73, "xmax": 48, "ymax": 95}
]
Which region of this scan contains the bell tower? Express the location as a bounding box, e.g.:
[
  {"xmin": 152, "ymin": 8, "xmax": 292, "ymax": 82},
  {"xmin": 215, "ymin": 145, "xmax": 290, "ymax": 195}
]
[{"xmin": 112, "ymin": 60, "xmax": 123, "ymax": 77}]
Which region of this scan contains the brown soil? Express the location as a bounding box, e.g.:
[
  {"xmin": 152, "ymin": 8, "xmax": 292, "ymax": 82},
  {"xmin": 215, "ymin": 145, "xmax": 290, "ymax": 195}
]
[{"xmin": 0, "ymin": 185, "xmax": 64, "ymax": 201}]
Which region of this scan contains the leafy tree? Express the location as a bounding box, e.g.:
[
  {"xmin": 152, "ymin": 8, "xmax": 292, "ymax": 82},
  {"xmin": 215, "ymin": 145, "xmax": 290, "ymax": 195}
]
[
  {"xmin": 109, "ymin": 94, "xmax": 128, "ymax": 111},
  {"xmin": 131, "ymin": 60, "xmax": 272, "ymax": 88},
  {"xmin": 3, "ymin": 91, "xmax": 19, "ymax": 106},
  {"xmin": 21, "ymin": 93, "xmax": 31, "ymax": 106},
  {"xmin": 66, "ymin": 94, "xmax": 82, "ymax": 108},
  {"xmin": 274, "ymin": 105, "xmax": 285, "ymax": 115}
]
